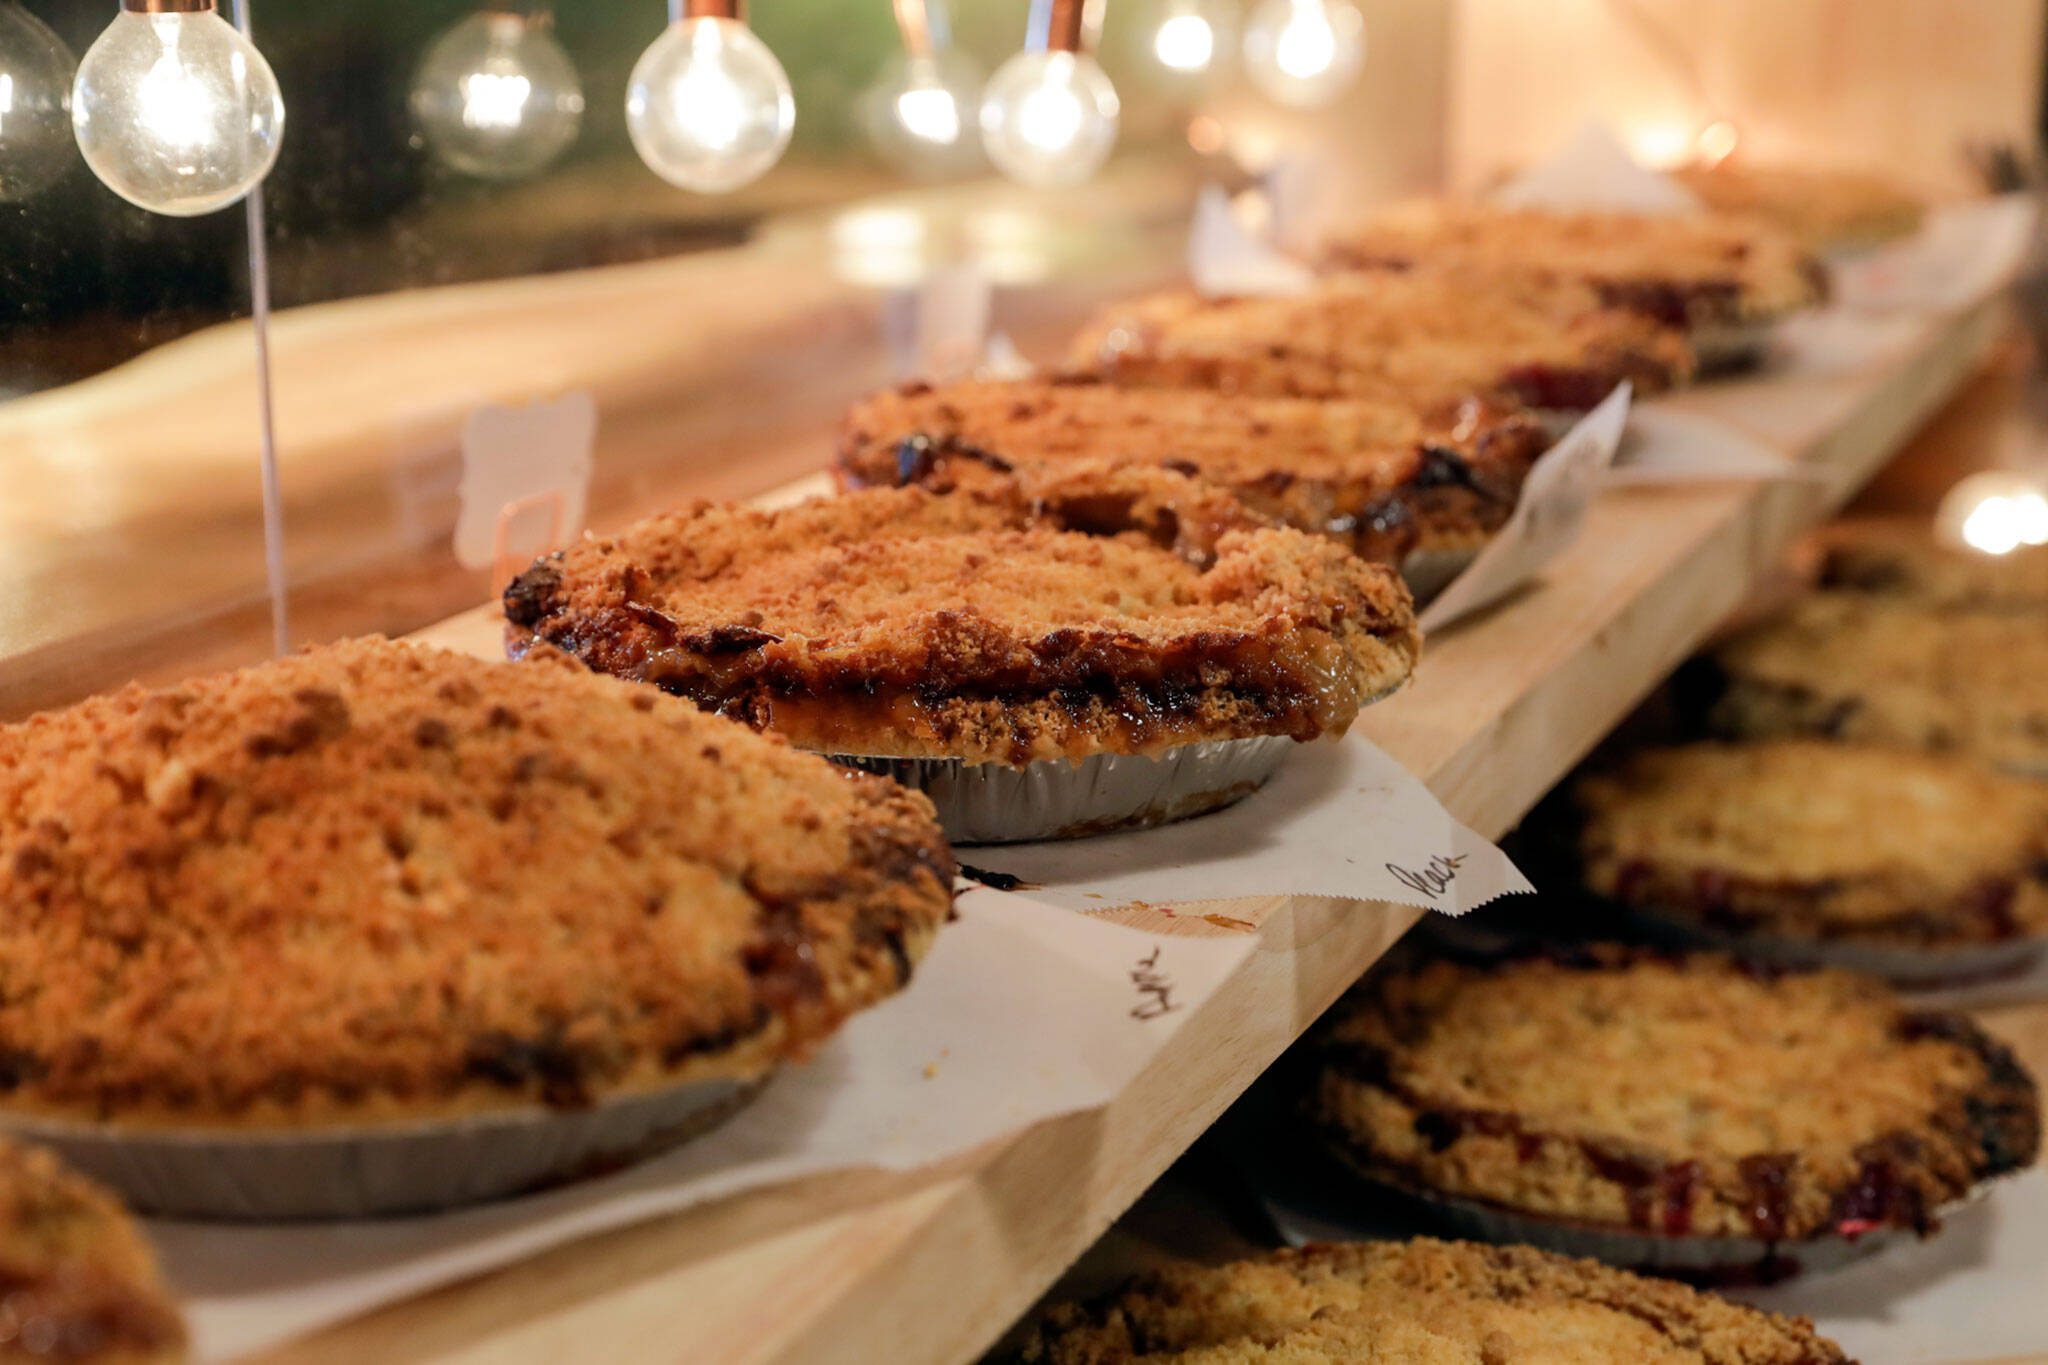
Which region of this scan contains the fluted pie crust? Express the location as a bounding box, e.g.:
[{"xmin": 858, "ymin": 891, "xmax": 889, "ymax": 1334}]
[
  {"xmin": 506, "ymin": 473, "xmax": 1420, "ymax": 768},
  {"xmin": 835, "ymin": 376, "xmax": 1548, "ymax": 569}
]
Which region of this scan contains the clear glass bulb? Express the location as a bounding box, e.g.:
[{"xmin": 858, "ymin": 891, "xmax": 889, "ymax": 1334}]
[
  {"xmin": 626, "ymin": 16, "xmax": 792, "ymax": 195},
  {"xmin": 1242, "ymin": 0, "xmax": 1364, "ymax": 109},
  {"xmin": 0, "ymin": 1, "xmax": 77, "ymax": 203},
  {"xmin": 861, "ymin": 48, "xmax": 983, "ymax": 179},
  {"xmin": 411, "ymin": 10, "xmax": 584, "ymax": 181},
  {"xmin": 979, "ymin": 49, "xmax": 1119, "ymax": 189},
  {"xmin": 71, "ymin": 7, "xmax": 283, "ymax": 217}
]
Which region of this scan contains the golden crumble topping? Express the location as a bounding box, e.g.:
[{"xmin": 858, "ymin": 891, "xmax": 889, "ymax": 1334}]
[
  {"xmin": 1067, "ymin": 268, "xmax": 1694, "ymax": 412},
  {"xmin": 1575, "ymin": 741, "xmax": 2048, "ymax": 946},
  {"xmin": 505, "ymin": 473, "xmax": 1420, "ymax": 766},
  {"xmin": 1815, "ymin": 520, "xmax": 2048, "ymax": 610},
  {"xmin": 1673, "ymin": 163, "xmax": 1925, "ymax": 253},
  {"xmin": 1019, "ymin": 1239, "xmax": 1846, "ymax": 1363},
  {"xmin": 0, "ymin": 639, "xmax": 953, "ymax": 1125},
  {"xmin": 1308, "ymin": 950, "xmax": 2038, "ymax": 1245},
  {"xmin": 835, "ymin": 377, "xmax": 1548, "ymax": 568}
]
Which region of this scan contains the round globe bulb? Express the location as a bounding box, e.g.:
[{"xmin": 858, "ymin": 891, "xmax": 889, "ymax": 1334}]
[
  {"xmin": 861, "ymin": 48, "xmax": 983, "ymax": 179},
  {"xmin": 1242, "ymin": 0, "xmax": 1364, "ymax": 109},
  {"xmin": 1936, "ymin": 469, "xmax": 2048, "ymax": 556},
  {"xmin": 71, "ymin": 8, "xmax": 284, "ymax": 216},
  {"xmin": 626, "ymin": 16, "xmax": 792, "ymax": 195},
  {"xmin": 979, "ymin": 49, "xmax": 1119, "ymax": 189},
  {"xmin": 411, "ymin": 10, "xmax": 584, "ymax": 181},
  {"xmin": 0, "ymin": 1, "xmax": 77, "ymax": 203}
]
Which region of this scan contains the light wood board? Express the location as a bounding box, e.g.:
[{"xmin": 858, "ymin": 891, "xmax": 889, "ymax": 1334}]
[{"xmin": 254, "ymin": 298, "xmax": 2007, "ymax": 1364}]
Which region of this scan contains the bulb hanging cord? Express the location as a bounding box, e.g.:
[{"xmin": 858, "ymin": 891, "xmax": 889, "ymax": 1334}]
[{"xmin": 892, "ymin": 0, "xmax": 951, "ymax": 60}]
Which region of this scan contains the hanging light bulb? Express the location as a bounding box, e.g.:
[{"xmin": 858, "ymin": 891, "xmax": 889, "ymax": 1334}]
[
  {"xmin": 1148, "ymin": 0, "xmax": 1236, "ymax": 86},
  {"xmin": 71, "ymin": 0, "xmax": 284, "ymax": 216},
  {"xmin": 1242, "ymin": 0, "xmax": 1364, "ymax": 109},
  {"xmin": 1936, "ymin": 470, "xmax": 2048, "ymax": 556},
  {"xmin": 980, "ymin": 0, "xmax": 1119, "ymax": 189},
  {"xmin": 411, "ymin": 5, "xmax": 584, "ymax": 180},
  {"xmin": 626, "ymin": 0, "xmax": 792, "ymax": 195},
  {"xmin": 0, "ymin": 2, "xmax": 78, "ymax": 203},
  {"xmin": 862, "ymin": 0, "xmax": 982, "ymax": 179}
]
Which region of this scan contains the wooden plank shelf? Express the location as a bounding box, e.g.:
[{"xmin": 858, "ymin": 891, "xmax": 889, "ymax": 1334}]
[{"xmin": 257, "ymin": 297, "xmax": 2006, "ymax": 1365}]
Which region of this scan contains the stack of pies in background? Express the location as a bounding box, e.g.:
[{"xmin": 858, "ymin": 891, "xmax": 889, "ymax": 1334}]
[
  {"xmin": 836, "ymin": 376, "xmax": 1549, "ymax": 596},
  {"xmin": 0, "ymin": 637, "xmax": 954, "ymax": 1218},
  {"xmin": 1815, "ymin": 518, "xmax": 2048, "ymax": 609},
  {"xmin": 1299, "ymin": 948, "xmax": 2040, "ymax": 1280},
  {"xmin": 1067, "ymin": 266, "xmax": 1695, "ymax": 414},
  {"xmin": 505, "ymin": 472, "xmax": 1420, "ymax": 843},
  {"xmin": 1672, "ymin": 162, "xmax": 1927, "ymax": 255},
  {"xmin": 1572, "ymin": 740, "xmax": 2048, "ymax": 983},
  {"xmin": 1315, "ymin": 202, "xmax": 1825, "ymax": 371},
  {"xmin": 1018, "ymin": 1238, "xmax": 1850, "ymax": 1363}
]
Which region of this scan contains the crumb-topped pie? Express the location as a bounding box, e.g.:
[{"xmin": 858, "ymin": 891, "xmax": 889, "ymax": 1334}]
[
  {"xmin": 0, "ymin": 638, "xmax": 951, "ymax": 1211},
  {"xmin": 835, "ymin": 375, "xmax": 1549, "ymax": 579},
  {"xmin": 1573, "ymin": 741, "xmax": 2048, "ymax": 979},
  {"xmin": 0, "ymin": 1139, "xmax": 185, "ymax": 1363},
  {"xmin": 1018, "ymin": 1238, "xmax": 1848, "ymax": 1363},
  {"xmin": 1068, "ymin": 267, "xmax": 1693, "ymax": 413},
  {"xmin": 1699, "ymin": 593, "xmax": 2048, "ymax": 775},
  {"xmin": 1317, "ymin": 203, "xmax": 1823, "ymax": 371},
  {"xmin": 1673, "ymin": 162, "xmax": 1925, "ymax": 254},
  {"xmin": 1815, "ymin": 519, "xmax": 2048, "ymax": 610},
  {"xmin": 506, "ymin": 473, "xmax": 1417, "ymax": 761},
  {"xmin": 1305, "ymin": 949, "xmax": 2039, "ymax": 1277}
]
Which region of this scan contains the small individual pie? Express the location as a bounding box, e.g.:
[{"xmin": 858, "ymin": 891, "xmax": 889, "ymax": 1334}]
[
  {"xmin": 0, "ymin": 638, "xmax": 952, "ymax": 1213},
  {"xmin": 1018, "ymin": 1238, "xmax": 1848, "ymax": 1363},
  {"xmin": 0, "ymin": 1138, "xmax": 185, "ymax": 1363},
  {"xmin": 1316, "ymin": 203, "xmax": 1823, "ymax": 371},
  {"xmin": 1573, "ymin": 741, "xmax": 2048, "ymax": 974},
  {"xmin": 1068, "ymin": 267, "xmax": 1693, "ymax": 413},
  {"xmin": 1673, "ymin": 162, "xmax": 1925, "ymax": 254},
  {"xmin": 1815, "ymin": 519, "xmax": 2048, "ymax": 609},
  {"xmin": 504, "ymin": 473, "xmax": 1419, "ymax": 768},
  {"xmin": 1305, "ymin": 950, "xmax": 2039, "ymax": 1276},
  {"xmin": 1700, "ymin": 593, "xmax": 2048, "ymax": 775},
  {"xmin": 834, "ymin": 375, "xmax": 1549, "ymax": 579}
]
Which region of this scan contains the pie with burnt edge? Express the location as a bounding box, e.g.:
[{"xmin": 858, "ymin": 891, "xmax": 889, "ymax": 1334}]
[
  {"xmin": 503, "ymin": 469, "xmax": 1420, "ymax": 767},
  {"xmin": 1304, "ymin": 948, "xmax": 2038, "ymax": 1272},
  {"xmin": 835, "ymin": 375, "xmax": 1548, "ymax": 573}
]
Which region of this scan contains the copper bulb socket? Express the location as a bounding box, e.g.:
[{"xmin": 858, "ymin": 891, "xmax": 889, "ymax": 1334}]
[
  {"xmin": 120, "ymin": 0, "xmax": 217, "ymax": 12},
  {"xmin": 675, "ymin": 0, "xmax": 744, "ymax": 19}
]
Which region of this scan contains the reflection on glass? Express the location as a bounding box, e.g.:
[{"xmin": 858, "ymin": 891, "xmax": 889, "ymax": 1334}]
[
  {"xmin": 411, "ymin": 8, "xmax": 584, "ymax": 181},
  {"xmin": 0, "ymin": 1, "xmax": 76, "ymax": 202},
  {"xmin": 626, "ymin": 16, "xmax": 793, "ymax": 194},
  {"xmin": 1242, "ymin": 0, "xmax": 1364, "ymax": 109},
  {"xmin": 980, "ymin": 49, "xmax": 1119, "ymax": 188},
  {"xmin": 71, "ymin": 6, "xmax": 283, "ymax": 216}
]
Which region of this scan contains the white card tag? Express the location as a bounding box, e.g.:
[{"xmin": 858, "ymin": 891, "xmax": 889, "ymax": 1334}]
[
  {"xmin": 1420, "ymin": 384, "xmax": 1632, "ymax": 632},
  {"xmin": 1608, "ymin": 406, "xmax": 1830, "ymax": 487},
  {"xmin": 1830, "ymin": 193, "xmax": 2041, "ymax": 314},
  {"xmin": 452, "ymin": 393, "xmax": 596, "ymax": 577},
  {"xmin": 1493, "ymin": 120, "xmax": 1703, "ymax": 215},
  {"xmin": 1189, "ymin": 184, "xmax": 1315, "ymax": 297}
]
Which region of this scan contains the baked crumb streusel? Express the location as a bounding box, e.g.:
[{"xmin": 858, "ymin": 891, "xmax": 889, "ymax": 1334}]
[
  {"xmin": 1673, "ymin": 163, "xmax": 1925, "ymax": 254},
  {"xmin": 1574, "ymin": 741, "xmax": 2048, "ymax": 948},
  {"xmin": 0, "ymin": 1139, "xmax": 184, "ymax": 1363},
  {"xmin": 0, "ymin": 638, "xmax": 954, "ymax": 1126},
  {"xmin": 1815, "ymin": 520, "xmax": 2048, "ymax": 610},
  {"xmin": 1317, "ymin": 203, "xmax": 1824, "ymax": 336},
  {"xmin": 835, "ymin": 376, "xmax": 1548, "ymax": 568},
  {"xmin": 504, "ymin": 472, "xmax": 1420, "ymax": 766},
  {"xmin": 1067, "ymin": 268, "xmax": 1694, "ymax": 413},
  {"xmin": 1307, "ymin": 950, "xmax": 2038, "ymax": 1248},
  {"xmin": 1701, "ymin": 593, "xmax": 2048, "ymax": 774},
  {"xmin": 1018, "ymin": 1239, "xmax": 1847, "ymax": 1363}
]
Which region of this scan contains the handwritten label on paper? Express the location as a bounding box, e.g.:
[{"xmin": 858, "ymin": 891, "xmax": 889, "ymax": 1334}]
[
  {"xmin": 1130, "ymin": 946, "xmax": 1181, "ymax": 1022},
  {"xmin": 1385, "ymin": 853, "xmax": 1467, "ymax": 901},
  {"xmin": 453, "ymin": 393, "xmax": 597, "ymax": 575}
]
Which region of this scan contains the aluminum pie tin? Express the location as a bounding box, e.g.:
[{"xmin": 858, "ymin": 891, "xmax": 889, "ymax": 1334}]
[
  {"xmin": 1611, "ymin": 902, "xmax": 2048, "ymax": 989},
  {"xmin": 1689, "ymin": 316, "xmax": 1782, "ymax": 374},
  {"xmin": 0, "ymin": 1073, "xmax": 764, "ymax": 1221},
  {"xmin": 830, "ymin": 734, "xmax": 1295, "ymax": 845},
  {"xmin": 1400, "ymin": 545, "xmax": 1482, "ymax": 606}
]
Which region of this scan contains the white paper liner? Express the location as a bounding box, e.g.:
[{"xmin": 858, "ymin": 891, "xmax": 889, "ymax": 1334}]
[
  {"xmin": 833, "ymin": 735, "xmax": 1294, "ymax": 844},
  {"xmin": 1491, "ymin": 122, "xmax": 1704, "ymax": 216},
  {"xmin": 0, "ymin": 1075, "xmax": 762, "ymax": 1222},
  {"xmin": 155, "ymin": 891, "xmax": 1258, "ymax": 1361},
  {"xmin": 1830, "ymin": 193, "xmax": 2042, "ymax": 315},
  {"xmin": 1607, "ymin": 406, "xmax": 1831, "ymax": 489},
  {"xmin": 945, "ymin": 731, "xmax": 1532, "ymax": 917},
  {"xmin": 1419, "ymin": 385, "xmax": 1632, "ymax": 632}
]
